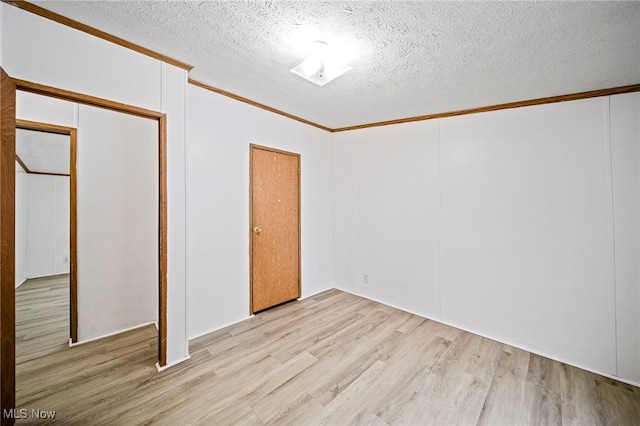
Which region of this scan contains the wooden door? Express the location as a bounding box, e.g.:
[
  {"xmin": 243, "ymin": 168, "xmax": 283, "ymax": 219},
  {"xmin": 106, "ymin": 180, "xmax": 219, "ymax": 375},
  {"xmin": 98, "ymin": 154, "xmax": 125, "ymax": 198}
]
[
  {"xmin": 250, "ymin": 144, "xmax": 300, "ymax": 313},
  {"xmin": 0, "ymin": 67, "xmax": 17, "ymax": 425}
]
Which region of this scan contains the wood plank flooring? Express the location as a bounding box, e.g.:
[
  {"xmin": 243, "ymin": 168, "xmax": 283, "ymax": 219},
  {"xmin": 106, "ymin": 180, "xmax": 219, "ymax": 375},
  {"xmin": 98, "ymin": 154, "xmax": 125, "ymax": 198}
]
[
  {"xmin": 15, "ymin": 275, "xmax": 70, "ymax": 365},
  {"xmin": 14, "ymin": 280, "xmax": 640, "ymax": 425}
]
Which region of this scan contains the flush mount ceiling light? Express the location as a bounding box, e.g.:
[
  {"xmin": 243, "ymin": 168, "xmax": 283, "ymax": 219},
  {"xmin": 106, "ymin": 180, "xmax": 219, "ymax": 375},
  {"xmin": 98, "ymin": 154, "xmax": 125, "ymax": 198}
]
[{"xmin": 290, "ymin": 41, "xmax": 351, "ymax": 87}]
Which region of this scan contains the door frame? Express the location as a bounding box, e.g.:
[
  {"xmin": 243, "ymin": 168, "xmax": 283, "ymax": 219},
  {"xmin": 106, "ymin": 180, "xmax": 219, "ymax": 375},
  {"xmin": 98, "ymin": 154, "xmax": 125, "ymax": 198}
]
[
  {"xmin": 15, "ymin": 119, "xmax": 78, "ymax": 343},
  {"xmin": 1, "ymin": 67, "xmax": 17, "ymax": 426},
  {"xmin": 1, "ymin": 72, "xmax": 169, "ymax": 423},
  {"xmin": 248, "ymin": 143, "xmax": 301, "ymax": 314}
]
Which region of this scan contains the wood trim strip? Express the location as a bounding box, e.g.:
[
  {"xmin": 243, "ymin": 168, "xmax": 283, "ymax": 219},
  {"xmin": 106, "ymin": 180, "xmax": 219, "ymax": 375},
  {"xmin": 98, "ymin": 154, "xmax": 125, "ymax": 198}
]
[
  {"xmin": 8, "ymin": 0, "xmax": 638, "ymax": 134},
  {"xmin": 16, "ymin": 120, "xmax": 73, "ymax": 176},
  {"xmin": 15, "ymin": 119, "xmax": 76, "ymax": 135},
  {"xmin": 1, "ymin": 67, "xmax": 16, "ymax": 426},
  {"xmin": 158, "ymin": 115, "xmax": 168, "ymax": 367},
  {"xmin": 250, "ymin": 144, "xmax": 303, "ymax": 157},
  {"xmin": 14, "ymin": 154, "xmax": 28, "ymax": 173},
  {"xmin": 21, "ymin": 170, "xmax": 70, "ymax": 177},
  {"xmin": 14, "ymin": 79, "xmax": 164, "ymax": 120},
  {"xmin": 69, "ymin": 128, "xmax": 78, "ymax": 343},
  {"xmin": 4, "ymin": 0, "xmax": 193, "ymax": 71},
  {"xmin": 190, "ymin": 80, "xmax": 640, "ymax": 133},
  {"xmin": 296, "ymin": 154, "xmax": 301, "ymax": 300},
  {"xmin": 248, "ymin": 145, "xmax": 253, "ymax": 315},
  {"xmin": 332, "ymin": 83, "xmax": 640, "ymax": 132},
  {"xmin": 188, "ymin": 79, "xmax": 333, "ymax": 133}
]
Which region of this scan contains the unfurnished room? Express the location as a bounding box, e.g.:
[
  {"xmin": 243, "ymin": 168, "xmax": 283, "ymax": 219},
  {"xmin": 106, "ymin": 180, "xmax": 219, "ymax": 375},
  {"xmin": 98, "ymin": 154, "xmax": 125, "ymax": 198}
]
[{"xmin": 0, "ymin": 1, "xmax": 639, "ymax": 425}]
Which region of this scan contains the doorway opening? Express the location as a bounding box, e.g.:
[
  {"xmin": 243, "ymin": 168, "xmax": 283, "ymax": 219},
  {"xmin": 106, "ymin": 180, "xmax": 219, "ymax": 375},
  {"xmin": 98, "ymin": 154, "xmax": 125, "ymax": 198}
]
[
  {"xmin": 15, "ymin": 120, "xmax": 77, "ymax": 344},
  {"xmin": 0, "ymin": 71, "xmax": 169, "ymax": 420}
]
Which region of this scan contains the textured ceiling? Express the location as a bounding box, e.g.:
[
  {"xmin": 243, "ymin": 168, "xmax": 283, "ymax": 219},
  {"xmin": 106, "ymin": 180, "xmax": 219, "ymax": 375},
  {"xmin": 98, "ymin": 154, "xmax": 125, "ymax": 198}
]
[
  {"xmin": 32, "ymin": 1, "xmax": 640, "ymax": 129},
  {"xmin": 16, "ymin": 128, "xmax": 70, "ymax": 175}
]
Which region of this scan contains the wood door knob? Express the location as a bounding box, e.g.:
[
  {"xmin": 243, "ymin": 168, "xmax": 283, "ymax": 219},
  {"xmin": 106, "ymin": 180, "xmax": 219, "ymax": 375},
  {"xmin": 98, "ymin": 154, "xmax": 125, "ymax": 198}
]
[{"xmin": 253, "ymin": 226, "xmax": 262, "ymax": 234}]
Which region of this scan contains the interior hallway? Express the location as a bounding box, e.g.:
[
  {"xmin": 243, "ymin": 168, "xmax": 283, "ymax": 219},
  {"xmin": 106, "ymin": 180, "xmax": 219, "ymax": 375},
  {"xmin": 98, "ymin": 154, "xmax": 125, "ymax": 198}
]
[{"xmin": 13, "ymin": 284, "xmax": 640, "ymax": 424}]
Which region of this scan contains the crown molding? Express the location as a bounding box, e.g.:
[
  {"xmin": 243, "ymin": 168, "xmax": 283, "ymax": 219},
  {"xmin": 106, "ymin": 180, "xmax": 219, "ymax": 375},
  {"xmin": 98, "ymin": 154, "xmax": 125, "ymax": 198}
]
[
  {"xmin": 192, "ymin": 80, "xmax": 640, "ymax": 133},
  {"xmin": 7, "ymin": 1, "xmax": 639, "ymax": 133},
  {"xmin": 332, "ymin": 84, "xmax": 640, "ymax": 132},
  {"xmin": 188, "ymin": 79, "xmax": 333, "ymax": 133}
]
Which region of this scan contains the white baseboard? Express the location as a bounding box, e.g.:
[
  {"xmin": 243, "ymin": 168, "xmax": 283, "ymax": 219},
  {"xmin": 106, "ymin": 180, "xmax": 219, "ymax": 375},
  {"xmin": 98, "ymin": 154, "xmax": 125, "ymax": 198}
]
[
  {"xmin": 156, "ymin": 355, "xmax": 191, "ymax": 372},
  {"xmin": 69, "ymin": 321, "xmax": 157, "ymax": 347},
  {"xmin": 300, "ymin": 286, "xmax": 334, "ymax": 300},
  {"xmin": 17, "ymin": 272, "xmax": 69, "ymax": 288},
  {"xmin": 336, "ymin": 288, "xmax": 640, "ymax": 389},
  {"xmin": 68, "ymin": 321, "xmax": 190, "ymax": 373},
  {"xmin": 188, "ymin": 315, "xmax": 253, "ymax": 341},
  {"xmin": 26, "ymin": 272, "xmax": 70, "ymax": 280},
  {"xmin": 187, "ymin": 288, "xmax": 335, "ymax": 342},
  {"xmin": 15, "ymin": 277, "xmax": 28, "ymax": 288}
]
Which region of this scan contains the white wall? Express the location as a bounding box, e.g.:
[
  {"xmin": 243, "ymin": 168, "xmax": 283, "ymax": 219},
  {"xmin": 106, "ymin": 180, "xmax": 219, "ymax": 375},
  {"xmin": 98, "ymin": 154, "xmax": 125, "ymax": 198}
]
[
  {"xmin": 17, "ymin": 90, "xmax": 77, "ymax": 128},
  {"xmin": 76, "ymin": 105, "xmax": 158, "ymax": 341},
  {"xmin": 439, "ymin": 99, "xmax": 615, "ymax": 374},
  {"xmin": 186, "ymin": 84, "xmax": 334, "ymax": 339},
  {"xmin": 2, "ymin": 3, "xmax": 188, "ymax": 364},
  {"xmin": 332, "ymin": 121, "xmax": 441, "ymax": 319},
  {"xmin": 610, "ymin": 92, "xmax": 640, "ymax": 382},
  {"xmin": 51, "ymin": 176, "xmax": 70, "ymax": 275},
  {"xmin": 2, "ymin": 5, "xmax": 160, "ymax": 112},
  {"xmin": 25, "ymin": 174, "xmax": 70, "ymax": 278},
  {"xmin": 15, "ymin": 163, "xmax": 69, "ymax": 286},
  {"xmin": 15, "ymin": 162, "xmax": 27, "ymax": 287},
  {"xmin": 162, "ymin": 62, "xmax": 188, "ymax": 363},
  {"xmin": 0, "ymin": 4, "xmax": 3, "ymax": 64},
  {"xmin": 333, "ymin": 95, "xmax": 640, "ymax": 385}
]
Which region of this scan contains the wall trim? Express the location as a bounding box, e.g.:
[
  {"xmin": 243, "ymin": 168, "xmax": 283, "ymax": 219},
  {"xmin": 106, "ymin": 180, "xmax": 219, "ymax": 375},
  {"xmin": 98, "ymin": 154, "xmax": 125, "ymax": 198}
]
[
  {"xmin": 14, "ymin": 154, "xmax": 70, "ymax": 177},
  {"xmin": 188, "ymin": 315, "xmax": 253, "ymax": 341},
  {"xmin": 155, "ymin": 354, "xmax": 191, "ymax": 372},
  {"xmin": 21, "ymin": 272, "xmax": 69, "ymax": 281},
  {"xmin": 187, "ymin": 293, "xmax": 335, "ymax": 343},
  {"xmin": 188, "ymin": 79, "xmax": 333, "ymax": 133},
  {"xmin": 14, "ymin": 79, "xmax": 164, "ymax": 120},
  {"xmin": 332, "ymin": 84, "xmax": 640, "ymax": 132},
  {"xmin": 603, "ymin": 96, "xmax": 619, "ymax": 376},
  {"xmin": 334, "ymin": 287, "xmax": 640, "ymax": 389},
  {"xmin": 68, "ymin": 321, "xmax": 157, "ymax": 347},
  {"xmin": 14, "ymin": 278, "xmax": 27, "ymax": 289},
  {"xmin": 16, "ymin": 118, "xmax": 77, "ymax": 176},
  {"xmin": 190, "ymin": 79, "xmax": 640, "ymax": 133},
  {"xmin": 0, "ymin": 67, "xmax": 17, "ymax": 424},
  {"xmin": 4, "ymin": 0, "xmax": 193, "ymax": 71},
  {"xmin": 14, "ymin": 154, "xmax": 27, "ymax": 173},
  {"xmin": 7, "ymin": 1, "xmax": 638, "ymax": 134}
]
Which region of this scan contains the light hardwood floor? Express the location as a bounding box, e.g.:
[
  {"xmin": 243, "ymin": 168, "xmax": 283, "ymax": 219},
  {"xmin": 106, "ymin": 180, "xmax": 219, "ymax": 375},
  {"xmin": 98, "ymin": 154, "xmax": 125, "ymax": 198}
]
[
  {"xmin": 15, "ymin": 275, "xmax": 70, "ymax": 365},
  {"xmin": 15, "ymin": 278, "xmax": 640, "ymax": 425}
]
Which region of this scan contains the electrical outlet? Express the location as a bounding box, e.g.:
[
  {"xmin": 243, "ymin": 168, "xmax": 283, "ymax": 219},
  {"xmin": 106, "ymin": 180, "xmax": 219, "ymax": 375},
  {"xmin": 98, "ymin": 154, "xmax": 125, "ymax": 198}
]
[
  {"xmin": 363, "ymin": 274, "xmax": 369, "ymax": 284},
  {"xmin": 63, "ymin": 257, "xmax": 69, "ymax": 264}
]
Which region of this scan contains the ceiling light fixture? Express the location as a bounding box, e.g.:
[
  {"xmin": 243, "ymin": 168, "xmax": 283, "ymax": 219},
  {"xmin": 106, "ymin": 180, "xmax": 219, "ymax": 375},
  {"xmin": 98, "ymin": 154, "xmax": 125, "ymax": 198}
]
[{"xmin": 290, "ymin": 41, "xmax": 351, "ymax": 87}]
